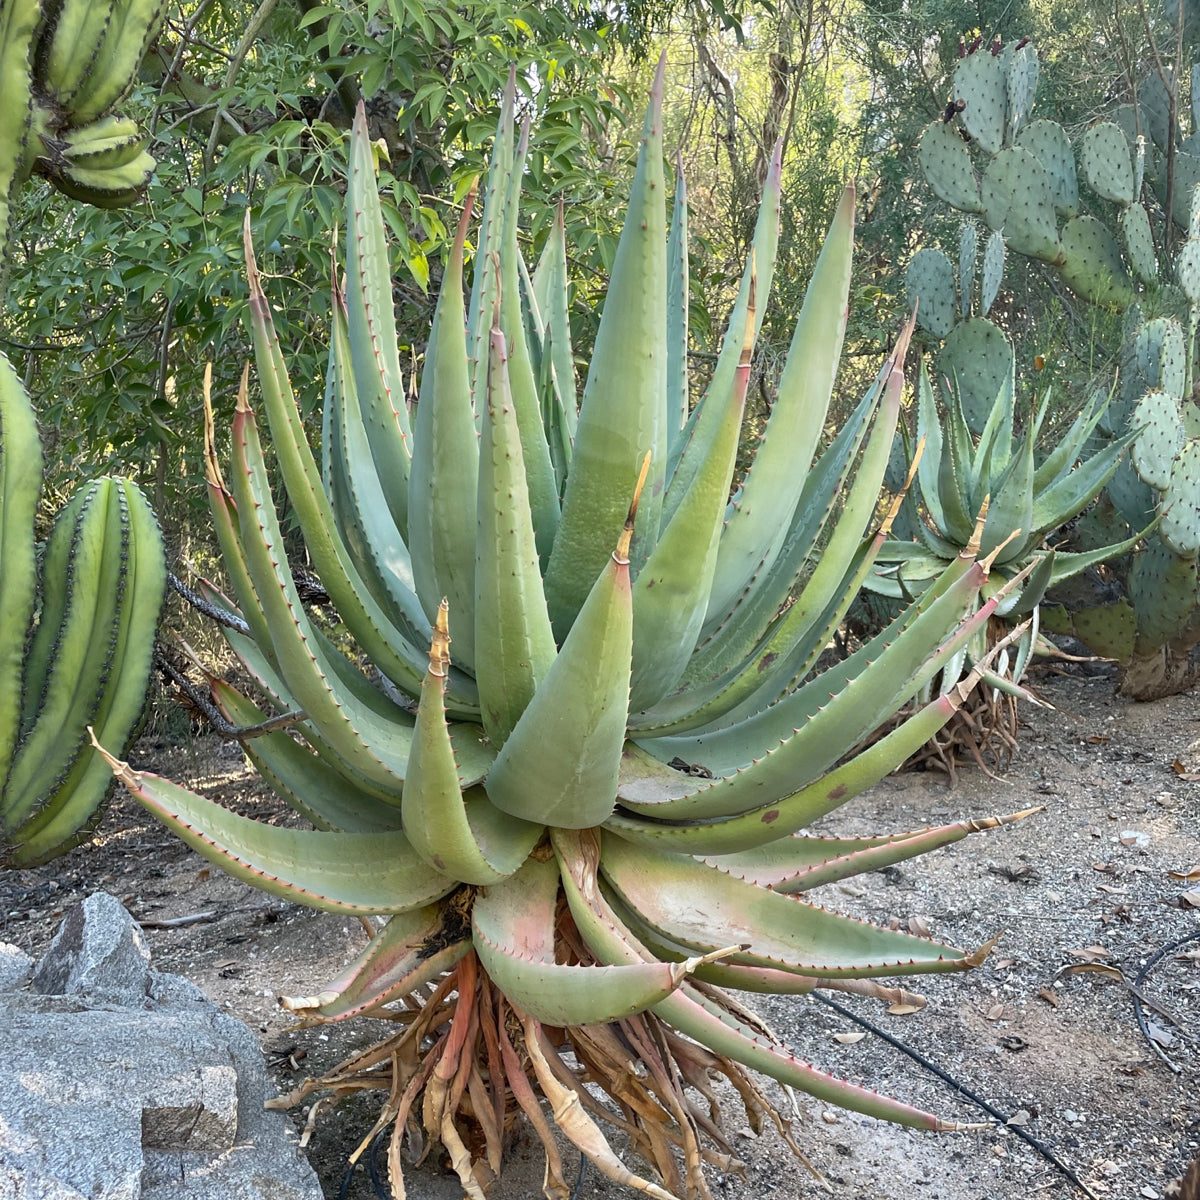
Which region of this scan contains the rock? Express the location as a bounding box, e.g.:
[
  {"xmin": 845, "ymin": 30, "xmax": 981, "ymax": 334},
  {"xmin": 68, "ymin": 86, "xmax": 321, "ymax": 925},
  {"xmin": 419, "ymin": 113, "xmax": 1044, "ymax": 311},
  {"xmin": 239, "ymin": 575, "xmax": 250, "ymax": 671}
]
[
  {"xmin": 29, "ymin": 891, "xmax": 151, "ymax": 1005},
  {"xmin": 0, "ymin": 893, "xmax": 321, "ymax": 1200},
  {"xmin": 0, "ymin": 942, "xmax": 33, "ymax": 991}
]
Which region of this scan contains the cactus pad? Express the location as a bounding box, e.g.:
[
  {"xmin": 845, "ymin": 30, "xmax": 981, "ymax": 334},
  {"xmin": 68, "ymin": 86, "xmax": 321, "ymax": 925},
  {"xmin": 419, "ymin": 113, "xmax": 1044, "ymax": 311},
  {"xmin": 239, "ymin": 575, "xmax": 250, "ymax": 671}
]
[
  {"xmin": 981, "ymin": 229, "xmax": 1005, "ymax": 316},
  {"xmin": 1163, "ymin": 151, "xmax": 1200, "ymax": 228},
  {"xmin": 1183, "ymin": 401, "xmax": 1200, "ymax": 438},
  {"xmin": 1006, "ymin": 42, "xmax": 1039, "ymax": 141},
  {"xmin": 1081, "ymin": 122, "xmax": 1135, "ymax": 206},
  {"xmin": 1120, "ymin": 202, "xmax": 1157, "ymax": 284},
  {"xmin": 1058, "ymin": 215, "xmax": 1133, "ymax": 308},
  {"xmin": 1129, "ymin": 538, "xmax": 1198, "ymax": 646},
  {"xmin": 1160, "ymin": 439, "xmax": 1200, "ymax": 556},
  {"xmin": 1138, "ymin": 71, "xmax": 1174, "ymax": 153},
  {"xmin": 953, "ymin": 49, "xmax": 1007, "ymax": 155},
  {"xmin": 919, "ymin": 120, "xmax": 983, "ymax": 213},
  {"xmin": 1016, "ymin": 119, "xmax": 1079, "ymax": 217},
  {"xmin": 936, "ymin": 316, "xmax": 1013, "ymax": 433},
  {"xmin": 1108, "ymin": 455, "xmax": 1159, "ymax": 530},
  {"xmin": 1135, "ymin": 317, "xmax": 1188, "ymax": 398},
  {"xmin": 1176, "ymin": 234, "xmax": 1200, "ymax": 303},
  {"xmin": 906, "ymin": 248, "xmax": 957, "ymax": 338},
  {"xmin": 1070, "ymin": 599, "xmax": 1138, "ymax": 662},
  {"xmin": 982, "ymin": 147, "xmax": 1062, "ymax": 262},
  {"xmin": 959, "ymin": 220, "xmax": 978, "ymax": 314},
  {"xmin": 1131, "ymin": 389, "xmax": 1185, "ymax": 490}
]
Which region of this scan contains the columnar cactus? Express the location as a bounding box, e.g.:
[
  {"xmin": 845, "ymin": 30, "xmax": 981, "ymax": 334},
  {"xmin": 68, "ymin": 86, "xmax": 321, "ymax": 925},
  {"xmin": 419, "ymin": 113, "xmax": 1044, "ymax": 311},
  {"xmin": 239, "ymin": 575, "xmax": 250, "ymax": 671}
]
[{"xmin": 0, "ymin": 354, "xmax": 166, "ymax": 866}]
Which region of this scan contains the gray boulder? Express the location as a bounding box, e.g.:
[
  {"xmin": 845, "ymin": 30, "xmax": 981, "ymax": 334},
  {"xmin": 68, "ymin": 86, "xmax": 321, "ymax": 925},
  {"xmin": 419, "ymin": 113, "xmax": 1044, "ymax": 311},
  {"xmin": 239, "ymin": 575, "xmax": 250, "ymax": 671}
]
[{"xmin": 0, "ymin": 892, "xmax": 322, "ymax": 1200}]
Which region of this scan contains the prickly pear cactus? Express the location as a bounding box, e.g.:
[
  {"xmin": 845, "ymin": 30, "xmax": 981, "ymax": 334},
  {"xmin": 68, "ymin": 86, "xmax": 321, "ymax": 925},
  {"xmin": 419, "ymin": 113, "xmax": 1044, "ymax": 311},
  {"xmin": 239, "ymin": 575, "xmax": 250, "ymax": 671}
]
[{"xmin": 915, "ymin": 36, "xmax": 1200, "ymax": 698}]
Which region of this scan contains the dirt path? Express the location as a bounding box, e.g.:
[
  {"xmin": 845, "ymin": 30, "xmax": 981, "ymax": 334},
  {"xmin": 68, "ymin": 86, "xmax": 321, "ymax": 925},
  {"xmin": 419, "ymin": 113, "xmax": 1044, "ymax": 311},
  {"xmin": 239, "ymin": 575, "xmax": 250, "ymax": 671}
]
[{"xmin": 2, "ymin": 666, "xmax": 1196, "ymax": 1200}]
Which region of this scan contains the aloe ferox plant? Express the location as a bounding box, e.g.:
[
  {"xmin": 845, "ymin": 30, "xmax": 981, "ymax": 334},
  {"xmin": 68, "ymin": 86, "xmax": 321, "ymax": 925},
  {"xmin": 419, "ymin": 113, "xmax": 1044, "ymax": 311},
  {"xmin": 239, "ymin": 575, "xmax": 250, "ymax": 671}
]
[{"xmin": 95, "ymin": 63, "xmax": 1037, "ymax": 1198}]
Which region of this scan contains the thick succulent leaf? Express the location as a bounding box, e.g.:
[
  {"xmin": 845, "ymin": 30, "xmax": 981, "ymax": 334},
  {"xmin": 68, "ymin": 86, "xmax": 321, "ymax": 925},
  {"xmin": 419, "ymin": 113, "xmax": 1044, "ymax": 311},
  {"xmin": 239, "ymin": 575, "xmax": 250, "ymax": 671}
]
[
  {"xmin": 229, "ymin": 398, "xmax": 414, "ymax": 790},
  {"xmin": 704, "ymin": 185, "xmax": 855, "ymax": 623},
  {"xmin": 281, "ymin": 905, "xmax": 470, "ymax": 1022},
  {"xmin": 326, "ymin": 286, "xmax": 430, "ymax": 641},
  {"xmin": 530, "ymin": 199, "xmax": 578, "ymax": 476},
  {"xmin": 675, "ymin": 350, "xmax": 891, "ymax": 691},
  {"xmin": 609, "ymin": 680, "xmax": 984, "ymax": 854},
  {"xmin": 554, "ymin": 828, "xmax": 974, "ymax": 1131},
  {"xmin": 703, "ymin": 810, "xmax": 1040, "ymax": 892},
  {"xmin": 628, "ymin": 293, "xmax": 754, "ymax": 712},
  {"xmin": 544, "ymin": 56, "xmax": 668, "ymax": 635},
  {"xmin": 203, "ymin": 378, "xmax": 276, "ymax": 658},
  {"xmin": 473, "ymin": 855, "xmax": 701, "ymax": 1026},
  {"xmin": 664, "ymin": 157, "xmax": 690, "ymax": 452},
  {"xmin": 403, "ymin": 602, "xmax": 541, "ymax": 884},
  {"xmin": 665, "ymin": 142, "xmax": 781, "ymax": 518},
  {"xmin": 599, "ymin": 834, "xmax": 982, "ymax": 979},
  {"xmin": 633, "ymin": 369, "xmax": 905, "ymax": 734},
  {"xmin": 487, "ymin": 500, "xmax": 636, "ymax": 828},
  {"xmin": 408, "ymin": 195, "xmax": 479, "ymax": 670},
  {"xmin": 467, "ymin": 70, "xmax": 517, "ymax": 409},
  {"xmin": 981, "ymin": 422, "xmax": 1035, "ymax": 563},
  {"xmin": 617, "ymin": 560, "xmax": 994, "ymax": 826},
  {"xmin": 93, "ymin": 744, "xmax": 456, "ymax": 915},
  {"xmin": 1032, "ymin": 387, "xmax": 1108, "ymax": 493},
  {"xmin": 212, "ymin": 681, "xmax": 403, "ymax": 833},
  {"xmin": 1030, "ymin": 424, "xmax": 1140, "ymax": 533},
  {"xmin": 498, "ymin": 118, "xmax": 560, "ymax": 560},
  {"xmin": 243, "ymin": 228, "xmax": 444, "ymax": 703},
  {"xmin": 345, "ymin": 104, "xmax": 413, "ymax": 532},
  {"xmin": 474, "ymin": 326, "xmax": 558, "ymax": 745}
]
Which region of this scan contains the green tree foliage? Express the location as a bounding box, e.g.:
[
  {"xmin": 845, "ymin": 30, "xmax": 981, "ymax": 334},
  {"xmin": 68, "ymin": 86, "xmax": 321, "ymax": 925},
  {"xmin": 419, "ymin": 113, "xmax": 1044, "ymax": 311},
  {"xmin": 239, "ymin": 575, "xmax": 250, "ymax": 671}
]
[{"xmin": 2, "ymin": 0, "xmax": 645, "ymax": 528}]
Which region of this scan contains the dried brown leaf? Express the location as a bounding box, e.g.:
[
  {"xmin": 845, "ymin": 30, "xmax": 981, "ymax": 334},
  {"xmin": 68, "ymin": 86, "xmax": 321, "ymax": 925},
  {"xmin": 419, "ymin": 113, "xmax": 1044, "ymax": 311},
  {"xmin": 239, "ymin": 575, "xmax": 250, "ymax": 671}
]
[
  {"xmin": 1065, "ymin": 945, "xmax": 1111, "ymax": 962},
  {"xmin": 832, "ymin": 1031, "xmax": 867, "ymax": 1045},
  {"xmin": 985, "ymin": 1003, "xmax": 1005, "ymax": 1021},
  {"xmin": 1171, "ymin": 760, "xmax": 1200, "ymax": 780},
  {"xmin": 1006, "ymin": 1109, "xmax": 1032, "ymax": 1127},
  {"xmin": 886, "ymin": 1002, "xmax": 923, "ymax": 1016},
  {"xmin": 907, "ymin": 915, "xmax": 932, "ymax": 938},
  {"xmin": 1168, "ymin": 866, "xmax": 1200, "ymax": 881},
  {"xmin": 1057, "ymin": 962, "xmax": 1126, "ymax": 982},
  {"xmin": 1036, "ymin": 987, "xmax": 1060, "ymax": 1008}
]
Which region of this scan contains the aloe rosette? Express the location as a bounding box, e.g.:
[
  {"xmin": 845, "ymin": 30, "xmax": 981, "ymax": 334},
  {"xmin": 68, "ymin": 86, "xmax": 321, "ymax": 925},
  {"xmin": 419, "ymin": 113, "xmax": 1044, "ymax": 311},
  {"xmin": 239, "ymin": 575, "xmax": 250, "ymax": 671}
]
[
  {"xmin": 867, "ymin": 362, "xmax": 1143, "ymax": 702},
  {"xmin": 98, "ymin": 66, "xmax": 1034, "ymax": 1197}
]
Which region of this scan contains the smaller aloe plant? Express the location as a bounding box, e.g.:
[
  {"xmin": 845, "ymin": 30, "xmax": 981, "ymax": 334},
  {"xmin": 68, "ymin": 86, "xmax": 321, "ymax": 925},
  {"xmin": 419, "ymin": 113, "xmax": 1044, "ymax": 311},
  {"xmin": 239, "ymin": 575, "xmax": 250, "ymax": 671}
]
[
  {"xmin": 0, "ymin": 351, "xmax": 165, "ymax": 866},
  {"xmin": 96, "ymin": 66, "xmax": 1038, "ymax": 1199},
  {"xmin": 865, "ymin": 347, "xmax": 1141, "ymax": 766}
]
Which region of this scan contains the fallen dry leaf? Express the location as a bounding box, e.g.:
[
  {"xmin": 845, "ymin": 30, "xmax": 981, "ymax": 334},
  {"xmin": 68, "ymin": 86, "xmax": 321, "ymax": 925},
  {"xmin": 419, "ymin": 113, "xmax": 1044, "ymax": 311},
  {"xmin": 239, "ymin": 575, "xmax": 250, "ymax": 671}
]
[
  {"xmin": 832, "ymin": 1031, "xmax": 866, "ymax": 1045},
  {"xmin": 994, "ymin": 957, "xmax": 1018, "ymax": 970},
  {"xmin": 1092, "ymin": 862, "xmax": 1117, "ymax": 874},
  {"xmin": 1036, "ymin": 987, "xmax": 1060, "ymax": 1008},
  {"xmin": 1168, "ymin": 866, "xmax": 1200, "ymax": 881},
  {"xmin": 886, "ymin": 1002, "xmax": 923, "ymax": 1016},
  {"xmin": 1180, "ymin": 890, "xmax": 1200, "ymax": 908},
  {"xmin": 985, "ymin": 1003, "xmax": 1005, "ymax": 1021},
  {"xmin": 1057, "ymin": 962, "xmax": 1126, "ymax": 983},
  {"xmin": 1171, "ymin": 760, "xmax": 1200, "ymax": 781},
  {"xmin": 907, "ymin": 914, "xmax": 932, "ymax": 938},
  {"xmin": 1119, "ymin": 830, "xmax": 1150, "ymax": 849},
  {"xmin": 1066, "ymin": 945, "xmax": 1112, "ymax": 962},
  {"xmin": 1086, "ymin": 735, "xmax": 1110, "ymax": 744},
  {"xmin": 1096, "ymin": 883, "xmax": 1127, "ymax": 894},
  {"xmin": 1006, "ymin": 1109, "xmax": 1032, "ymax": 1127}
]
